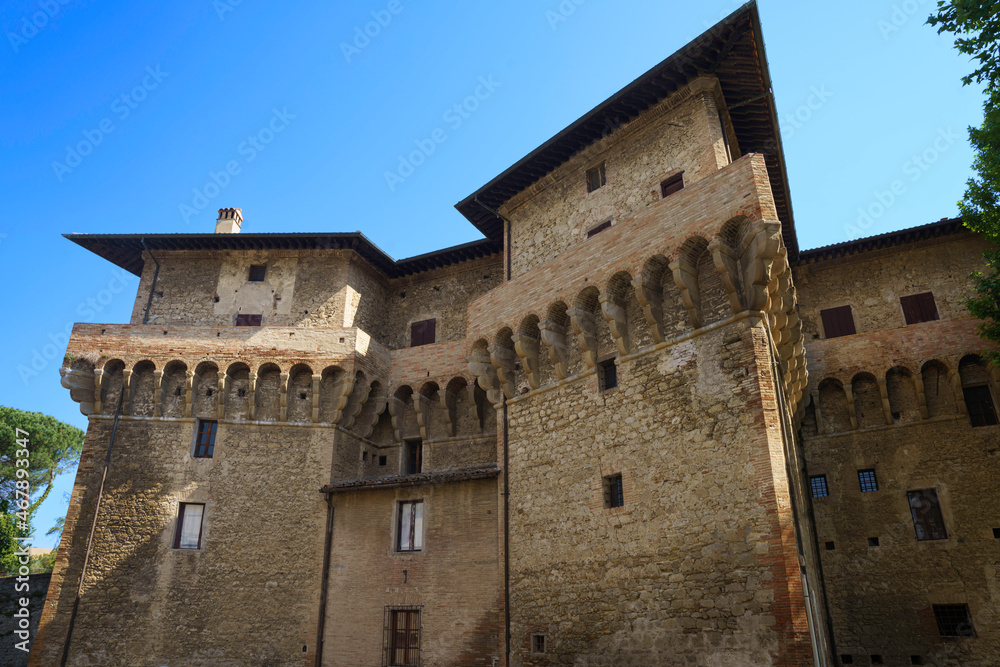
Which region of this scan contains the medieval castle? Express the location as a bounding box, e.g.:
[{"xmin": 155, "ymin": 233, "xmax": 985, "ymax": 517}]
[{"xmin": 31, "ymin": 4, "xmax": 1000, "ymax": 666}]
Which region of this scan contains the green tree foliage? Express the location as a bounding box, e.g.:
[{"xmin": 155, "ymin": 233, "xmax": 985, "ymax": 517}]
[
  {"xmin": 0, "ymin": 407, "xmax": 84, "ymax": 575},
  {"xmin": 929, "ymin": 1, "xmax": 1000, "ymax": 364}
]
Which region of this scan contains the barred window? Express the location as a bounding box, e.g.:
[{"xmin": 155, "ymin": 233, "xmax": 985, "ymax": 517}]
[
  {"xmin": 598, "ymin": 358, "xmax": 617, "ymax": 391},
  {"xmin": 858, "ymin": 469, "xmax": 878, "ymax": 492},
  {"xmin": 603, "ymin": 474, "xmax": 624, "ymax": 508},
  {"xmin": 932, "ymin": 604, "xmax": 975, "ymax": 637},
  {"xmin": 248, "ymin": 264, "xmax": 266, "ymax": 282},
  {"xmin": 907, "ymin": 488, "xmax": 947, "ymax": 541},
  {"xmin": 383, "ymin": 606, "xmax": 421, "ymax": 666},
  {"xmin": 810, "ymin": 475, "xmax": 829, "ymax": 498}
]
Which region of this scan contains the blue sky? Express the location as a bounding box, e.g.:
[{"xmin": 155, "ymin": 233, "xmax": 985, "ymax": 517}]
[{"xmin": 0, "ymin": 0, "xmax": 984, "ymax": 548}]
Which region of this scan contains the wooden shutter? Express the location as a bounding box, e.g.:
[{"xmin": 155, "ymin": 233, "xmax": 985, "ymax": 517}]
[
  {"xmin": 820, "ymin": 305, "xmax": 856, "ymax": 338},
  {"xmin": 410, "ymin": 319, "xmax": 436, "ymax": 346},
  {"xmin": 901, "ymin": 292, "xmax": 938, "ymax": 324},
  {"xmin": 661, "ymin": 173, "xmax": 684, "ymax": 198}
]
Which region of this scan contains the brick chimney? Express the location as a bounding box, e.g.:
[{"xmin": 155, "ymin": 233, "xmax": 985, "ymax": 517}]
[{"xmin": 215, "ymin": 208, "xmax": 243, "ymax": 234}]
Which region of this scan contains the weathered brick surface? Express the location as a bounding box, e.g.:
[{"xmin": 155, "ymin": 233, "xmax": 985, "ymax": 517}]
[
  {"xmin": 323, "ymin": 478, "xmax": 501, "ymax": 666},
  {"xmin": 502, "ymin": 320, "xmax": 813, "ymax": 665}
]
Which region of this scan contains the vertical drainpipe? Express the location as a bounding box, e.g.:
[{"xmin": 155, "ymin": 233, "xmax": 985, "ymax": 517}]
[
  {"xmin": 140, "ymin": 238, "xmax": 160, "ymax": 325},
  {"xmin": 473, "ymin": 197, "xmax": 512, "ymax": 663},
  {"xmin": 315, "ymin": 494, "xmax": 335, "ymax": 666},
  {"xmin": 60, "ymin": 386, "xmax": 125, "ymax": 666},
  {"xmin": 503, "ymin": 404, "xmax": 510, "ymax": 666}
]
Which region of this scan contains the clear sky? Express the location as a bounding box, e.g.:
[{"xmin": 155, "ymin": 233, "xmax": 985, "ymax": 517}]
[{"xmin": 0, "ymin": 0, "xmax": 984, "ymax": 548}]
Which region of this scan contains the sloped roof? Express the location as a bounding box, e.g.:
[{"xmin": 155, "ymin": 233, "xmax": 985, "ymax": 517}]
[{"xmin": 454, "ymin": 1, "xmax": 798, "ymax": 258}]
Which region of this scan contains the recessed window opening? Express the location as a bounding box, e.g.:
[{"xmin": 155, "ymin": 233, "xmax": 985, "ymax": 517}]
[
  {"xmin": 603, "ymin": 474, "xmax": 624, "ymax": 509},
  {"xmin": 858, "ymin": 469, "xmax": 879, "ymax": 492},
  {"xmin": 660, "ymin": 172, "xmax": 684, "ymax": 198},
  {"xmin": 586, "ymin": 220, "xmax": 612, "ymax": 238},
  {"xmin": 810, "ymin": 475, "xmax": 829, "ymax": 498},
  {"xmin": 397, "ymin": 500, "xmax": 424, "ymax": 552},
  {"xmin": 194, "ymin": 420, "xmax": 217, "ymax": 458},
  {"xmin": 933, "ymin": 604, "xmax": 975, "ymax": 637},
  {"xmin": 598, "ymin": 358, "xmax": 617, "ymax": 391},
  {"xmin": 248, "ymin": 265, "xmax": 266, "ymax": 282},
  {"xmin": 586, "ymin": 163, "xmax": 606, "ymax": 192},
  {"xmin": 173, "ymin": 503, "xmax": 205, "ymax": 549}
]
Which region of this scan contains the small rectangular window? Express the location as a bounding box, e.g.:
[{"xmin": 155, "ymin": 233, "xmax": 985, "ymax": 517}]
[
  {"xmin": 858, "ymin": 469, "xmax": 878, "ymax": 492},
  {"xmin": 868, "ymin": 537, "xmax": 880, "ymax": 547},
  {"xmin": 586, "ymin": 163, "xmax": 606, "ymax": 193},
  {"xmin": 820, "ymin": 305, "xmax": 857, "ymax": 339},
  {"xmin": 840, "ymin": 655, "xmax": 853, "ymax": 665},
  {"xmin": 598, "ymin": 358, "xmax": 617, "ymax": 391},
  {"xmin": 603, "ymin": 474, "xmax": 624, "ymax": 509},
  {"xmin": 404, "ymin": 440, "xmax": 422, "ymax": 475},
  {"xmin": 963, "ymin": 385, "xmax": 998, "ymax": 427},
  {"xmin": 385, "ymin": 607, "xmax": 421, "ymax": 666},
  {"xmin": 248, "ymin": 265, "xmax": 266, "ymax": 282},
  {"xmin": 173, "ymin": 503, "xmax": 205, "ymax": 549},
  {"xmin": 586, "ymin": 220, "xmax": 612, "ymax": 238},
  {"xmin": 908, "ymin": 488, "xmax": 947, "ymax": 541},
  {"xmin": 932, "ymin": 604, "xmax": 975, "ymax": 637},
  {"xmin": 810, "ymin": 475, "xmax": 829, "ymax": 498},
  {"xmin": 900, "ymin": 292, "xmax": 939, "ymax": 325},
  {"xmin": 397, "ymin": 500, "xmax": 423, "ymax": 552},
  {"xmin": 410, "ymin": 319, "xmax": 436, "ymax": 347},
  {"xmin": 235, "ymin": 314, "xmax": 263, "ymax": 327},
  {"xmin": 870, "ymin": 656, "xmax": 884, "ymax": 665},
  {"xmin": 660, "ymin": 173, "xmax": 684, "ymax": 198},
  {"xmin": 194, "ymin": 420, "xmax": 217, "ymax": 458},
  {"xmin": 379, "ymin": 455, "xmax": 387, "ymax": 466},
  {"xmin": 531, "ymin": 633, "xmax": 547, "ymax": 654}
]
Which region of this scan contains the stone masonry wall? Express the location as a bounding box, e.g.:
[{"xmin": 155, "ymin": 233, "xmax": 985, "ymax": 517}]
[
  {"xmin": 794, "ymin": 233, "xmax": 989, "ymax": 340},
  {"xmin": 502, "ymin": 77, "xmax": 733, "ymax": 279},
  {"xmin": 504, "ymin": 319, "xmax": 814, "ymax": 666},
  {"xmin": 30, "ymin": 418, "xmax": 334, "ymax": 667}
]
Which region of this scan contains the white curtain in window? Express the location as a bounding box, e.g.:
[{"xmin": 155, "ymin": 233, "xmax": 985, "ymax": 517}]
[{"xmin": 179, "ymin": 504, "xmax": 204, "ymax": 548}]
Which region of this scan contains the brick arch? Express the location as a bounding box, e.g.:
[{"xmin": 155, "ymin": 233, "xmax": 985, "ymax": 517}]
[
  {"xmin": 885, "ymin": 365, "xmax": 920, "ymax": 424},
  {"xmin": 717, "ymin": 215, "xmax": 754, "ymax": 251},
  {"xmin": 255, "ymin": 362, "xmax": 282, "ymax": 422},
  {"xmin": 851, "ymin": 372, "xmax": 884, "ymax": 429},
  {"xmin": 920, "ymin": 359, "xmax": 957, "ymax": 418},
  {"xmin": 129, "ymin": 360, "xmax": 156, "ymax": 417},
  {"xmin": 192, "ymin": 361, "xmax": 220, "ymax": 420},
  {"xmin": 161, "ymin": 360, "xmax": 188, "ymax": 419},
  {"xmin": 100, "ymin": 359, "xmax": 126, "ymax": 415},
  {"xmin": 225, "ymin": 362, "xmax": 252, "ymax": 421},
  {"xmin": 287, "ymin": 363, "xmax": 315, "ymax": 423},
  {"xmin": 818, "ymin": 377, "xmax": 852, "ymax": 434}
]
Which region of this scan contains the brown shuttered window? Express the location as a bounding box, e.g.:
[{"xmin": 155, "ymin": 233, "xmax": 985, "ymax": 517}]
[
  {"xmin": 963, "ymin": 385, "xmax": 999, "ymax": 427},
  {"xmin": 900, "ymin": 292, "xmax": 939, "ymax": 325},
  {"xmin": 660, "ymin": 172, "xmax": 684, "ymax": 198},
  {"xmin": 586, "ymin": 220, "xmax": 612, "ymax": 238},
  {"xmin": 235, "ymin": 314, "xmax": 262, "ymax": 327},
  {"xmin": 405, "ymin": 440, "xmax": 422, "ymax": 475},
  {"xmin": 820, "ymin": 305, "xmax": 856, "ymax": 338},
  {"xmin": 410, "ymin": 319, "xmax": 436, "ymax": 347}
]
